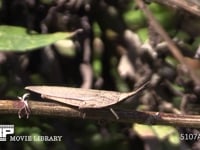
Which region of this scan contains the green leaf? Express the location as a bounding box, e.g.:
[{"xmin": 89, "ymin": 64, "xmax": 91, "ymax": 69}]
[
  {"xmin": 134, "ymin": 124, "xmax": 180, "ymax": 146},
  {"xmin": 0, "ymin": 25, "xmax": 74, "ymax": 52}
]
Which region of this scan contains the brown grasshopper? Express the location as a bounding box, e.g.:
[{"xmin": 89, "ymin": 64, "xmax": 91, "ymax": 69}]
[{"xmin": 24, "ymin": 82, "xmax": 148, "ymax": 119}]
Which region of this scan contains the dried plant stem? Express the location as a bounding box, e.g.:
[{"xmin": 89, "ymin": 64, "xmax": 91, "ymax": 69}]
[{"xmin": 1, "ymin": 100, "xmax": 200, "ymax": 128}]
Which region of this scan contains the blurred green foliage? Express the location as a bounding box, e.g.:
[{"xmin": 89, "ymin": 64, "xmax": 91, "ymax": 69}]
[{"xmin": 0, "ymin": 25, "xmax": 73, "ymax": 51}]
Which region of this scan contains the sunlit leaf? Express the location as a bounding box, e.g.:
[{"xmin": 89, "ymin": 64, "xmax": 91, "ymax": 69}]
[
  {"xmin": 134, "ymin": 124, "xmax": 180, "ymax": 146},
  {"xmin": 0, "ymin": 25, "xmax": 75, "ymax": 52}
]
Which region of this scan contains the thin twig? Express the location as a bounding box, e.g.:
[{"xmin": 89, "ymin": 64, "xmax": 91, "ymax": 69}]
[
  {"xmin": 80, "ymin": 16, "xmax": 93, "ymax": 89},
  {"xmin": 151, "ymin": 0, "xmax": 200, "ymax": 17},
  {"xmin": 135, "ymin": 0, "xmax": 200, "ymax": 84},
  {"xmin": 1, "ymin": 100, "xmax": 200, "ymax": 128}
]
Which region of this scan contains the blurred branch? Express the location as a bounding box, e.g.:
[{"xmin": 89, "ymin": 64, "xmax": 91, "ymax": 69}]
[
  {"xmin": 1, "ymin": 100, "xmax": 200, "ymax": 128},
  {"xmin": 80, "ymin": 16, "xmax": 93, "ymax": 89},
  {"xmin": 151, "ymin": 0, "xmax": 200, "ymax": 17},
  {"xmin": 135, "ymin": 0, "xmax": 200, "ymax": 84}
]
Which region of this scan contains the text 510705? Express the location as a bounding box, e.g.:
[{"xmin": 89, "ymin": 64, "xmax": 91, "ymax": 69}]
[{"xmin": 180, "ymin": 133, "xmax": 200, "ymax": 141}]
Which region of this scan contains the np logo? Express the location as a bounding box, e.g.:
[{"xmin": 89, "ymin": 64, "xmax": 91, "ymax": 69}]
[{"xmin": 0, "ymin": 125, "xmax": 14, "ymax": 141}]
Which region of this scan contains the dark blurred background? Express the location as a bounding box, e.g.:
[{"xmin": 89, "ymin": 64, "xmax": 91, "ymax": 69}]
[{"xmin": 0, "ymin": 0, "xmax": 200, "ymax": 149}]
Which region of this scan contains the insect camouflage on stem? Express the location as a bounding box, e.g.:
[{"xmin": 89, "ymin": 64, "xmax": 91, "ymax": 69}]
[{"xmin": 25, "ymin": 82, "xmax": 149, "ymax": 109}]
